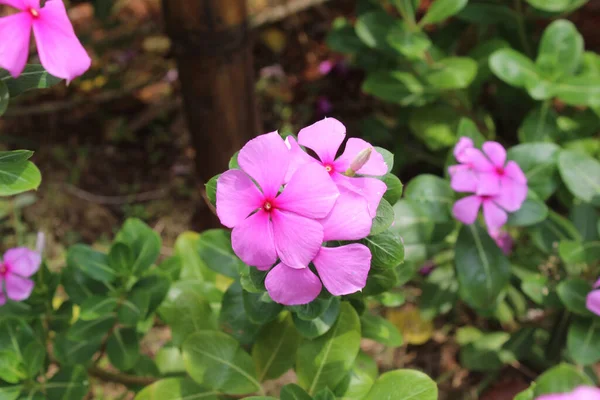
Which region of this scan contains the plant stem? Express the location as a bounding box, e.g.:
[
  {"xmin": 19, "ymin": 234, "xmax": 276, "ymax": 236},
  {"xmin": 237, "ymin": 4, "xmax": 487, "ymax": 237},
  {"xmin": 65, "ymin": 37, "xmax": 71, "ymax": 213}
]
[
  {"xmin": 514, "ymin": 0, "xmax": 533, "ymax": 57},
  {"xmin": 88, "ymin": 366, "xmax": 159, "ymax": 386}
]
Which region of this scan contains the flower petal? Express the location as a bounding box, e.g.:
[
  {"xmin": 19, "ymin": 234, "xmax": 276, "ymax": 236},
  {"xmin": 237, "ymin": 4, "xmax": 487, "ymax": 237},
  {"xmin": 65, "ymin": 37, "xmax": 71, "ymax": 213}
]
[
  {"xmin": 454, "ymin": 137, "xmax": 473, "ymax": 163},
  {"xmin": 313, "ymin": 244, "xmax": 371, "ymax": 296},
  {"xmin": 573, "ymin": 386, "xmax": 600, "ymax": 400},
  {"xmin": 33, "ymin": 0, "xmax": 91, "ymax": 82},
  {"xmin": 334, "ymin": 138, "xmax": 388, "ymax": 176},
  {"xmin": 494, "ymin": 177, "xmax": 528, "ymax": 212},
  {"xmin": 231, "ymin": 209, "xmax": 277, "ymax": 268},
  {"xmin": 483, "ymin": 199, "xmax": 507, "ymax": 231},
  {"xmin": 238, "ymin": 131, "xmax": 289, "ymax": 199},
  {"xmin": 276, "ymin": 163, "xmax": 339, "ymax": 219},
  {"xmin": 298, "ymin": 117, "xmax": 346, "ymax": 165},
  {"xmin": 284, "ymin": 136, "xmax": 317, "ymax": 183},
  {"xmin": 0, "ymin": 12, "xmax": 32, "ymax": 78},
  {"xmin": 482, "ymin": 141, "xmax": 506, "ymax": 168},
  {"xmin": 0, "ymin": 0, "xmax": 31, "ymax": 10},
  {"xmin": 334, "ymin": 174, "xmax": 386, "ymax": 218},
  {"xmin": 3, "ymin": 247, "xmax": 40, "ymax": 277},
  {"xmin": 586, "ymin": 290, "xmax": 600, "ymax": 317},
  {"xmin": 504, "ymin": 161, "xmax": 527, "ymax": 185},
  {"xmin": 216, "ymin": 170, "xmax": 263, "ymax": 228},
  {"xmin": 265, "ymin": 263, "xmax": 322, "ymax": 305},
  {"xmin": 320, "ymin": 188, "xmax": 372, "ymax": 241},
  {"xmin": 5, "ymin": 273, "xmax": 34, "ymax": 302},
  {"xmin": 271, "ymin": 210, "xmax": 323, "ymax": 268},
  {"xmin": 452, "ymin": 195, "xmax": 482, "ymax": 224},
  {"xmin": 463, "ymin": 148, "xmax": 494, "ymax": 172},
  {"xmin": 475, "ymin": 171, "xmax": 501, "ymax": 196},
  {"xmin": 449, "ymin": 165, "xmax": 478, "ymax": 193}
]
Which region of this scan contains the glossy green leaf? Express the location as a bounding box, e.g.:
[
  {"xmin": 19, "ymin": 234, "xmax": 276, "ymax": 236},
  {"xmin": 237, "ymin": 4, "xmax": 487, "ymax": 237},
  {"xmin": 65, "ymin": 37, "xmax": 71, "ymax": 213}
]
[
  {"xmin": 132, "ymin": 272, "xmax": 171, "ymax": 316},
  {"xmin": 313, "ymin": 388, "xmax": 336, "ymax": 400},
  {"xmin": 296, "ymin": 302, "xmax": 361, "ymax": 394},
  {"xmin": 361, "ymin": 313, "xmax": 403, "ymax": 347},
  {"xmin": 46, "ymin": 366, "xmax": 89, "ymax": 400},
  {"xmin": 554, "ymin": 76, "xmax": 600, "ymax": 107},
  {"xmin": 175, "ymin": 232, "xmax": 216, "ymax": 282},
  {"xmin": 0, "ymin": 385, "xmax": 21, "ymax": 400},
  {"xmin": 518, "ymin": 104, "xmax": 560, "ymax": 143},
  {"xmin": 508, "ymin": 143, "xmax": 560, "ymax": 200},
  {"xmin": 219, "ymin": 281, "xmax": 261, "ymax": 345},
  {"xmin": 362, "ymin": 71, "xmax": 437, "ymax": 107},
  {"xmin": 455, "ymin": 224, "xmax": 510, "ymax": 310},
  {"xmin": 326, "ymin": 17, "xmax": 366, "ymax": 54},
  {"xmin": 78, "ymin": 296, "xmax": 118, "ymax": 321},
  {"xmin": 460, "ymin": 332, "xmax": 510, "ymax": 371},
  {"xmin": 536, "ymin": 20, "xmax": 583, "ymax": 80},
  {"xmin": 557, "ymin": 279, "xmax": 593, "ymax": 316},
  {"xmin": 525, "ymin": 0, "xmax": 588, "ymax": 13},
  {"xmin": 293, "ymin": 297, "xmax": 341, "ymax": 339},
  {"xmin": 0, "ymin": 65, "xmax": 62, "ymax": 97},
  {"xmin": 420, "ymin": 0, "xmax": 468, "ymax": 25},
  {"xmin": 107, "ymin": 328, "xmax": 140, "ymax": 371},
  {"xmin": 530, "ymin": 211, "xmax": 582, "ymax": 254},
  {"xmin": 205, "ymin": 175, "xmax": 219, "ymax": 206},
  {"xmin": 68, "ymin": 315, "xmax": 116, "ymax": 342},
  {"xmin": 507, "ymin": 191, "xmax": 548, "ymax": 227},
  {"xmin": 134, "ymin": 378, "xmax": 218, "ymax": 400},
  {"xmin": 22, "ymin": 341, "xmax": 45, "ymax": 379},
  {"xmin": 382, "ymin": 174, "xmax": 403, "ymax": 205},
  {"xmin": 115, "ymin": 218, "xmax": 161, "ymax": 276},
  {"xmin": 280, "ymin": 384, "xmax": 312, "ymax": 400},
  {"xmin": 0, "ymin": 352, "xmax": 25, "ymax": 384},
  {"xmin": 155, "ymin": 345, "xmax": 185, "ymax": 375},
  {"xmin": 0, "ymin": 80, "xmax": 8, "ymax": 116},
  {"xmin": 534, "ymin": 363, "xmax": 593, "ymax": 396},
  {"xmin": 365, "ymin": 230, "xmax": 405, "ymax": 269},
  {"xmin": 53, "ymin": 333, "xmax": 103, "ymax": 365},
  {"xmin": 198, "ymin": 229, "xmax": 245, "ymax": 278},
  {"xmin": 425, "ymin": 57, "xmax": 478, "ymax": 90},
  {"xmin": 66, "ymin": 244, "xmax": 115, "ymax": 283},
  {"xmin": 117, "ymin": 289, "xmax": 149, "ymax": 326},
  {"xmin": 375, "ymin": 147, "xmax": 394, "ymax": 173},
  {"xmin": 253, "ymin": 314, "xmax": 302, "ymax": 382},
  {"xmin": 182, "ymin": 331, "xmax": 260, "ymax": 395},
  {"xmin": 243, "ymin": 290, "xmax": 282, "ymax": 325},
  {"xmin": 409, "ymin": 104, "xmax": 460, "ymax": 151},
  {"xmin": 387, "ymin": 21, "xmax": 431, "ymax": 59},
  {"xmin": 489, "ymin": 49, "xmax": 551, "ymax": 99},
  {"xmin": 370, "ymin": 198, "xmax": 395, "ymax": 235},
  {"xmin": 365, "ymin": 369, "xmax": 438, "ymax": 400},
  {"xmin": 0, "ymin": 160, "xmax": 41, "ymax": 196},
  {"xmin": 405, "ymin": 174, "xmax": 454, "ymax": 222},
  {"xmin": 355, "ymin": 11, "xmax": 397, "ymax": 52},
  {"xmin": 570, "ymin": 202, "xmax": 600, "ymax": 242},
  {"xmin": 567, "ymin": 317, "xmax": 600, "ymax": 365},
  {"xmin": 334, "ymin": 351, "xmax": 377, "ymax": 399},
  {"xmin": 558, "ymin": 150, "xmax": 600, "ymax": 204},
  {"xmin": 108, "ymin": 242, "xmax": 135, "ymax": 275},
  {"xmin": 559, "ymin": 241, "xmax": 600, "ymax": 265}
]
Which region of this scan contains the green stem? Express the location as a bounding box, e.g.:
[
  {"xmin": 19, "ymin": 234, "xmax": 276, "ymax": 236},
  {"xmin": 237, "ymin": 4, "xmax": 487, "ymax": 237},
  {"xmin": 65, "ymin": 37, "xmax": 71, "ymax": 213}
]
[
  {"xmin": 535, "ymin": 100, "xmax": 551, "ymax": 140},
  {"xmin": 514, "ymin": 0, "xmax": 533, "ymax": 57}
]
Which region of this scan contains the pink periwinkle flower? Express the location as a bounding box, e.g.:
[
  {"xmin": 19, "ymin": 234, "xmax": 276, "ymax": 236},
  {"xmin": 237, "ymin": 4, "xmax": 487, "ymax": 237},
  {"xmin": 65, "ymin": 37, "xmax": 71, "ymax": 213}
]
[
  {"xmin": 488, "ymin": 229, "xmax": 513, "ymax": 255},
  {"xmin": 0, "ymin": 0, "xmax": 91, "ymax": 82},
  {"xmin": 450, "ymin": 137, "xmax": 527, "ymax": 233},
  {"xmin": 0, "ymin": 247, "xmax": 41, "ymax": 305},
  {"xmin": 536, "ymin": 386, "xmax": 600, "ymax": 400},
  {"xmin": 286, "ymin": 118, "xmax": 389, "ymax": 217},
  {"xmin": 586, "ymin": 278, "xmax": 600, "ymax": 317}
]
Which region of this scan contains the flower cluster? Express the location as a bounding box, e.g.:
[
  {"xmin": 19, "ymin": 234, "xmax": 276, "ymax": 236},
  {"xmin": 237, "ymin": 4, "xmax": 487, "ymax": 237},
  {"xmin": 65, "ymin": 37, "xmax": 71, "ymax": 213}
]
[
  {"xmin": 449, "ymin": 137, "xmax": 528, "ymax": 244},
  {"xmin": 0, "ymin": 0, "xmax": 90, "ymax": 81},
  {"xmin": 536, "ymin": 386, "xmax": 600, "ymax": 400},
  {"xmin": 0, "ymin": 247, "xmax": 41, "ymax": 305},
  {"xmin": 586, "ymin": 278, "xmax": 600, "ymax": 317},
  {"xmin": 216, "ymin": 118, "xmax": 388, "ymax": 305}
]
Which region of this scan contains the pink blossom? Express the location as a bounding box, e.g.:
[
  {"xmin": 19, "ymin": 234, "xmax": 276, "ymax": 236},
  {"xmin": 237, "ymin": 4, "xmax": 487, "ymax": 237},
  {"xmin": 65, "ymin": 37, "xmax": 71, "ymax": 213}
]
[
  {"xmin": 0, "ymin": 0, "xmax": 91, "ymax": 82},
  {"xmin": 216, "ymin": 132, "xmax": 339, "ymax": 270},
  {"xmin": 586, "ymin": 278, "xmax": 600, "ymax": 317},
  {"xmin": 452, "ymin": 192, "xmax": 518, "ymax": 232},
  {"xmin": 488, "ymin": 229, "xmax": 513, "ymax": 255},
  {"xmin": 536, "ymin": 386, "xmax": 600, "ymax": 400},
  {"xmin": 286, "ymin": 118, "xmax": 388, "ymax": 217},
  {"xmin": 0, "ymin": 247, "xmax": 41, "ymax": 305}
]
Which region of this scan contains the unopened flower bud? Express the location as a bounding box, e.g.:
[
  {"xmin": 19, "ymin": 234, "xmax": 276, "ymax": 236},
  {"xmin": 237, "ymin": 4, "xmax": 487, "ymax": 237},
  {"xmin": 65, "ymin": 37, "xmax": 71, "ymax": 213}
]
[{"xmin": 346, "ymin": 147, "xmax": 372, "ymax": 176}]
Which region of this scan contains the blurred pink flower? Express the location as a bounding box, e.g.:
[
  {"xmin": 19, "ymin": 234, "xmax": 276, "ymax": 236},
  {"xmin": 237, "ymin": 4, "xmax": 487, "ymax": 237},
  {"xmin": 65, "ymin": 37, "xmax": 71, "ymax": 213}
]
[
  {"xmin": 488, "ymin": 229, "xmax": 513, "ymax": 255},
  {"xmin": 586, "ymin": 278, "xmax": 600, "ymax": 317},
  {"xmin": 536, "ymin": 386, "xmax": 600, "ymax": 400},
  {"xmin": 0, "ymin": 0, "xmax": 91, "ymax": 82},
  {"xmin": 419, "ymin": 261, "xmax": 436, "ymax": 276},
  {"xmin": 0, "ymin": 247, "xmax": 41, "ymax": 305},
  {"xmin": 318, "ymin": 60, "xmax": 334, "ymax": 75},
  {"xmin": 316, "ymin": 96, "xmax": 333, "ymax": 117}
]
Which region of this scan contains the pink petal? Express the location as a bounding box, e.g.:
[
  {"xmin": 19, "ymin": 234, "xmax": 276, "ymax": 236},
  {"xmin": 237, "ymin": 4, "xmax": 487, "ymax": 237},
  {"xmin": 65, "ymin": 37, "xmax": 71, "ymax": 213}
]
[
  {"xmin": 454, "ymin": 137, "xmax": 474, "ymax": 163},
  {"xmin": 586, "ymin": 290, "xmax": 600, "ymax": 317},
  {"xmin": 495, "ymin": 177, "xmax": 528, "ymax": 213},
  {"xmin": 535, "ymin": 394, "xmax": 572, "ymax": 400},
  {"xmin": 504, "ymin": 161, "xmax": 527, "ymax": 185},
  {"xmin": 452, "ymin": 195, "xmax": 482, "ymax": 224},
  {"xmin": 33, "ymin": 0, "xmax": 91, "ymax": 82},
  {"xmin": 216, "ymin": 170, "xmax": 263, "ymax": 228},
  {"xmin": 320, "ymin": 188, "xmax": 372, "ymax": 241},
  {"xmin": 238, "ymin": 132, "xmax": 290, "ymax": 199},
  {"xmin": 5, "ymin": 273, "xmax": 34, "ymax": 302},
  {"xmin": 265, "ymin": 263, "xmax": 322, "ymax": 305},
  {"xmin": 463, "ymin": 148, "xmax": 494, "ymax": 172},
  {"xmin": 313, "ymin": 244, "xmax": 371, "ymax": 296},
  {"xmin": 0, "ymin": 12, "xmax": 32, "ymax": 78},
  {"xmin": 231, "ymin": 209, "xmax": 277, "ymax": 268},
  {"xmin": 276, "ymin": 163, "xmax": 339, "ymax": 219},
  {"xmin": 298, "ymin": 117, "xmax": 346, "ymax": 165},
  {"xmin": 0, "ymin": 0, "xmax": 31, "ymax": 10},
  {"xmin": 284, "ymin": 136, "xmax": 317, "ymax": 183},
  {"xmin": 594, "ymin": 278, "xmax": 600, "ymax": 289},
  {"xmin": 449, "ymin": 165, "xmax": 478, "ymax": 193},
  {"xmin": 573, "ymin": 386, "xmax": 600, "ymax": 400},
  {"xmin": 475, "ymin": 171, "xmax": 501, "ymax": 196},
  {"xmin": 482, "ymin": 141, "xmax": 506, "ymax": 168},
  {"xmin": 271, "ymin": 209, "xmax": 323, "ymax": 268},
  {"xmin": 334, "ymin": 174, "xmax": 387, "ymax": 218},
  {"xmin": 483, "ymin": 199, "xmax": 507, "ymax": 231},
  {"xmin": 334, "ymin": 138, "xmax": 388, "ymax": 176},
  {"xmin": 3, "ymin": 248, "xmax": 40, "ymax": 277}
]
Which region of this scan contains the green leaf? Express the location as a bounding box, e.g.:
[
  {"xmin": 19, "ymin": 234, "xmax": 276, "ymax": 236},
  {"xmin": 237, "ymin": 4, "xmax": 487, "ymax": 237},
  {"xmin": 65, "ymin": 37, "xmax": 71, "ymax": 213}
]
[
  {"xmin": 198, "ymin": 229, "xmax": 245, "ymax": 278},
  {"xmin": 460, "ymin": 332, "xmax": 510, "ymax": 371},
  {"xmin": 0, "ymin": 352, "xmax": 25, "ymax": 384},
  {"xmin": 219, "ymin": 281, "xmax": 261, "ymax": 345},
  {"xmin": 0, "ymin": 386, "xmax": 21, "ymax": 400},
  {"xmin": 326, "ymin": 17, "xmax": 366, "ymax": 54},
  {"xmin": 296, "ymin": 302, "xmax": 361, "ymax": 394},
  {"xmin": 534, "ymin": 363, "xmax": 593, "ymax": 396},
  {"xmin": 362, "ymin": 71, "xmax": 437, "ymax": 107},
  {"xmin": 365, "ymin": 230, "xmax": 405, "ymax": 269},
  {"xmin": 155, "ymin": 345, "xmax": 185, "ymax": 375},
  {"xmin": 115, "ymin": 218, "xmax": 161, "ymax": 276},
  {"xmin": 79, "ymin": 296, "xmax": 118, "ymax": 321},
  {"xmin": 365, "ymin": 369, "xmax": 438, "ymax": 400},
  {"xmin": 355, "ymin": 11, "xmax": 397, "ymax": 52},
  {"xmin": 253, "ymin": 314, "xmax": 302, "ymax": 382},
  {"xmin": 558, "ymin": 150, "xmax": 600, "ymax": 204},
  {"xmin": 205, "ymin": 175, "xmax": 219, "ymax": 207},
  {"xmin": 554, "ymin": 76, "xmax": 600, "ymax": 107},
  {"xmin": 363, "ymin": 265, "xmax": 399, "ymax": 296},
  {"xmin": 0, "ymin": 65, "xmax": 62, "ymax": 97},
  {"xmin": 489, "ymin": 49, "xmax": 551, "ymax": 100},
  {"xmin": 66, "ymin": 244, "xmax": 115, "ymax": 283},
  {"xmin": 531, "ymin": 211, "xmax": 582, "ymax": 253},
  {"xmin": 0, "ymin": 160, "xmax": 41, "ymax": 196},
  {"xmin": 293, "ymin": 297, "xmax": 341, "ymax": 339},
  {"xmin": 360, "ymin": 313, "xmax": 403, "ymax": 347},
  {"xmin": 507, "ymin": 191, "xmax": 548, "ymax": 227},
  {"xmin": 536, "ymin": 20, "xmax": 583, "ymax": 80},
  {"xmin": 392, "ymin": 0, "xmax": 420, "ymax": 24},
  {"xmin": 382, "ymin": 174, "xmax": 403, "ymax": 205},
  {"xmin": 175, "ymin": 232, "xmax": 216, "ymax": 282},
  {"xmin": 68, "ymin": 315, "xmax": 116, "ymax": 342},
  {"xmin": 420, "ymin": 0, "xmax": 468, "ymax": 25},
  {"xmin": 117, "ymin": 290, "xmax": 149, "ymax": 326},
  {"xmin": 46, "ymin": 366, "xmax": 89, "ymax": 400},
  {"xmin": 0, "ymin": 80, "xmax": 8, "ymax": 117},
  {"xmin": 243, "ymin": 290, "xmax": 282, "ymax": 325},
  {"xmin": 387, "ymin": 21, "xmax": 431, "ymax": 59},
  {"xmin": 559, "ymin": 240, "xmax": 600, "ymax": 265},
  {"xmin": 22, "ymin": 341, "xmax": 45, "ymax": 378},
  {"xmin": 508, "ymin": 143, "xmax": 560, "ymax": 200},
  {"xmin": 374, "ymin": 146, "xmax": 395, "ymax": 173},
  {"xmin": 518, "ymin": 104, "xmax": 560, "ymax": 143},
  {"xmin": 370, "ymin": 198, "xmax": 395, "ymax": 235},
  {"xmin": 567, "ymin": 317, "xmax": 600, "ymax": 366},
  {"xmin": 107, "ymin": 328, "xmax": 140, "ymax": 371},
  {"xmin": 570, "ymin": 201, "xmax": 600, "ymax": 241},
  {"xmin": 425, "ymin": 57, "xmax": 478, "ymax": 90},
  {"xmin": 108, "ymin": 242, "xmax": 135, "ymax": 276},
  {"xmin": 455, "ymin": 224, "xmax": 510, "ymax": 310},
  {"xmin": 525, "ymin": 0, "xmax": 588, "ymax": 13},
  {"xmin": 334, "ymin": 352, "xmax": 377, "ymax": 399},
  {"xmin": 134, "ymin": 378, "xmax": 218, "ymax": 400},
  {"xmin": 456, "ymin": 118, "xmax": 486, "ymax": 147},
  {"xmin": 132, "ymin": 272, "xmax": 171, "ymax": 317},
  {"xmin": 182, "ymin": 331, "xmax": 260, "ymax": 395},
  {"xmin": 53, "ymin": 333, "xmax": 102, "ymax": 365},
  {"xmin": 404, "ymin": 174, "xmax": 454, "ymax": 222},
  {"xmin": 280, "ymin": 384, "xmax": 312, "ymax": 400},
  {"xmin": 0, "ymin": 151, "xmax": 34, "ymax": 163},
  {"xmin": 408, "ymin": 104, "xmax": 460, "ymax": 151},
  {"xmin": 313, "ymin": 388, "xmax": 336, "ymax": 400},
  {"xmin": 557, "ymin": 279, "xmax": 593, "ymax": 316},
  {"xmin": 390, "ymin": 200, "xmax": 433, "ymax": 267}
]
